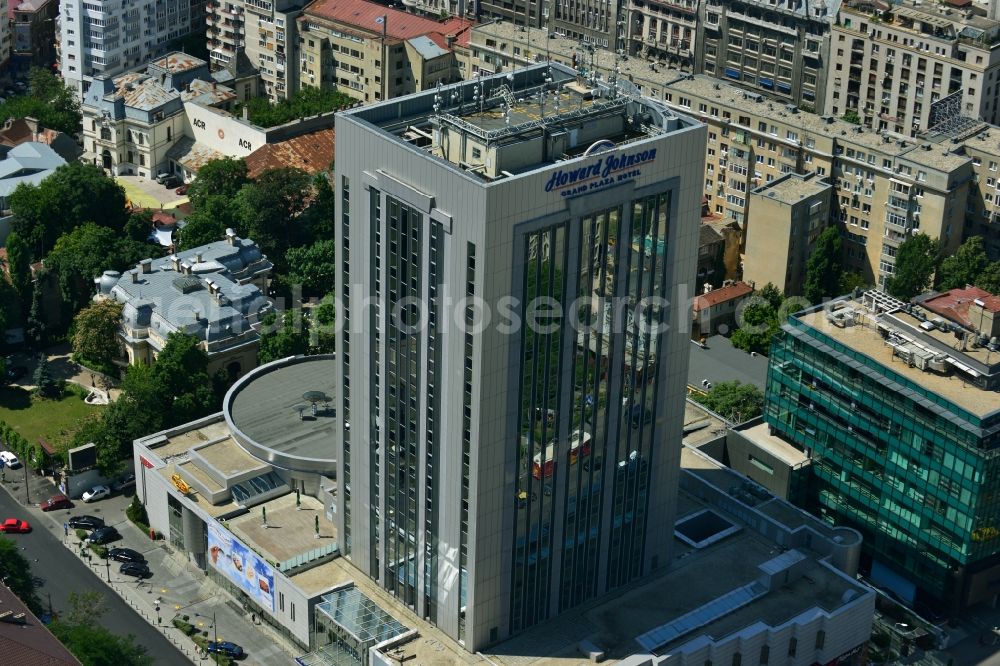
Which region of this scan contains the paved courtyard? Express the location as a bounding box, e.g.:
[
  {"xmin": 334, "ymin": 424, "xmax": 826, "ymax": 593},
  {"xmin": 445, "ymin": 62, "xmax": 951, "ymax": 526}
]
[{"xmin": 116, "ymin": 175, "xmax": 189, "ymax": 210}]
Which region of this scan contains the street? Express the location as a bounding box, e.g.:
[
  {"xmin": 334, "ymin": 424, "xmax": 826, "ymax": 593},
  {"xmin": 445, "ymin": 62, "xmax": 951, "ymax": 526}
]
[{"xmin": 0, "ymin": 479, "xmax": 188, "ymax": 664}]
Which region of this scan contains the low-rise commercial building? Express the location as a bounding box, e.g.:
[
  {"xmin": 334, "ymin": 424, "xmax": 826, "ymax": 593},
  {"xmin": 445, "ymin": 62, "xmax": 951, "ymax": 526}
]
[
  {"xmin": 745, "ymin": 172, "xmax": 832, "ymax": 296},
  {"xmin": 94, "ymin": 230, "xmax": 272, "ymax": 379},
  {"xmin": 767, "ymin": 289, "xmax": 1000, "ymax": 609},
  {"xmin": 0, "ymin": 142, "xmax": 65, "ymax": 213},
  {"xmin": 692, "ymin": 280, "xmax": 754, "ymax": 338},
  {"xmin": 134, "ymin": 356, "xmax": 874, "ymax": 665}
]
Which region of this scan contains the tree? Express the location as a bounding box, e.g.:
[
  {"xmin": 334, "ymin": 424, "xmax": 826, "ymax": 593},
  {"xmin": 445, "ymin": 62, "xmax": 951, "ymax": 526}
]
[
  {"xmin": 286, "ymin": 240, "xmax": 336, "ymax": 298},
  {"xmin": 43, "ymin": 223, "xmax": 148, "ymax": 321},
  {"xmin": 187, "ymin": 157, "xmax": 248, "ymax": 210},
  {"xmin": 311, "ymin": 296, "xmax": 336, "ymax": 354},
  {"xmin": 32, "ymin": 357, "xmax": 61, "ymax": 398},
  {"xmin": 50, "ymin": 590, "xmax": 152, "ymax": 666},
  {"xmin": 176, "ymin": 207, "xmax": 227, "ymax": 251},
  {"xmin": 233, "ymin": 86, "xmax": 353, "ymax": 128},
  {"xmin": 258, "ymin": 311, "xmax": 310, "ymax": 364},
  {"xmin": 234, "ymin": 168, "xmax": 312, "ymax": 268},
  {"xmin": 122, "ymin": 210, "xmax": 155, "ymax": 244},
  {"xmin": 302, "ymin": 173, "xmax": 336, "ymax": 243},
  {"xmin": 5, "ymin": 230, "xmax": 31, "ymax": 304},
  {"xmin": 10, "ymin": 163, "xmax": 129, "ymax": 258},
  {"xmin": 24, "ymin": 280, "xmax": 46, "ymax": 347},
  {"xmin": 692, "ymin": 381, "xmax": 764, "ymax": 423},
  {"xmin": 937, "ymin": 236, "xmax": 989, "ymax": 291},
  {"xmin": 978, "ymin": 261, "xmax": 1000, "ymax": 295},
  {"xmin": 886, "ymin": 233, "xmax": 939, "ymax": 301},
  {"xmin": 72, "ymin": 300, "xmax": 124, "ymax": 367},
  {"xmin": 757, "ymin": 282, "xmax": 784, "ymax": 311},
  {"xmin": 0, "ymin": 538, "xmax": 41, "ymax": 613},
  {"xmin": 0, "ymin": 68, "xmax": 81, "ymax": 135},
  {"xmin": 842, "ymin": 109, "xmax": 861, "ymax": 125},
  {"xmin": 803, "ymin": 226, "xmax": 843, "ymax": 304},
  {"xmin": 839, "ymin": 270, "xmax": 870, "ymax": 295}
]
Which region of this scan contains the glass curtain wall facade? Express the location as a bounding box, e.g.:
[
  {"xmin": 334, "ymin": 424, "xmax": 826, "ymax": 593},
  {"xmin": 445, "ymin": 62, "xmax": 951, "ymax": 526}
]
[
  {"xmin": 509, "ymin": 192, "xmax": 672, "ymax": 632},
  {"xmin": 766, "ymin": 316, "xmax": 1000, "ymax": 604}
]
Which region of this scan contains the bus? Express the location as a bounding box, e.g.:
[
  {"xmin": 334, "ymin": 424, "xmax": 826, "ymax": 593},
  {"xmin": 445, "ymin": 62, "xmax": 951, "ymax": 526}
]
[{"xmin": 532, "ymin": 430, "xmax": 592, "ymax": 479}]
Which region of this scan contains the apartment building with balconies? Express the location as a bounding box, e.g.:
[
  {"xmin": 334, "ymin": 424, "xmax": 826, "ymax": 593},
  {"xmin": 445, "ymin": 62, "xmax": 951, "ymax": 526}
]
[
  {"xmin": 960, "ymin": 128, "xmax": 1000, "ymax": 261},
  {"xmin": 206, "ymin": 0, "xmax": 303, "ymax": 102},
  {"xmin": 697, "ymin": 0, "xmax": 837, "ymax": 113},
  {"xmin": 59, "ymin": 0, "xmax": 195, "ymax": 97},
  {"xmin": 627, "ymin": 0, "xmax": 698, "ymax": 70},
  {"xmin": 825, "ymin": 0, "xmax": 1000, "ymax": 135},
  {"xmin": 663, "ymin": 75, "xmax": 971, "ymax": 288}
]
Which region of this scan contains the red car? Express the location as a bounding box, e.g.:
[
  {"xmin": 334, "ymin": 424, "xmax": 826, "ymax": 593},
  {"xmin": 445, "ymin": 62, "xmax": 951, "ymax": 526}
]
[
  {"xmin": 1, "ymin": 519, "xmax": 31, "ymax": 533},
  {"xmin": 40, "ymin": 494, "xmax": 72, "ymax": 512},
  {"xmin": 175, "ymin": 184, "xmax": 188, "ymax": 195}
]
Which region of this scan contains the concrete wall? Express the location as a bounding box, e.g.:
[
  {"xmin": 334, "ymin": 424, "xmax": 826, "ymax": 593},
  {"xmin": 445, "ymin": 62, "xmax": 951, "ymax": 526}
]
[{"xmin": 725, "ymin": 429, "xmax": 797, "ymax": 500}]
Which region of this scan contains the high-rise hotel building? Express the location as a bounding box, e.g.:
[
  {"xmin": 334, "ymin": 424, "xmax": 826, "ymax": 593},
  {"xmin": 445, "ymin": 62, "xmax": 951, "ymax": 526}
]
[{"xmin": 334, "ymin": 62, "xmax": 705, "ymax": 650}]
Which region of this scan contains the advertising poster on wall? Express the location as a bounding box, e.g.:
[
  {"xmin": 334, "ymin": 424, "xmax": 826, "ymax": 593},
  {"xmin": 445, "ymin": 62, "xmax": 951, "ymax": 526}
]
[{"xmin": 207, "ymin": 523, "xmax": 275, "ymax": 612}]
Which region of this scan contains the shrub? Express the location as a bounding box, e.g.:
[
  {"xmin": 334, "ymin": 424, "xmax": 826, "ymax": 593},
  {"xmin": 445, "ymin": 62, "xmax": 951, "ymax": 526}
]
[
  {"xmin": 125, "ymin": 495, "xmax": 149, "ymax": 531},
  {"xmin": 75, "ymin": 528, "xmax": 87, "ymax": 542}
]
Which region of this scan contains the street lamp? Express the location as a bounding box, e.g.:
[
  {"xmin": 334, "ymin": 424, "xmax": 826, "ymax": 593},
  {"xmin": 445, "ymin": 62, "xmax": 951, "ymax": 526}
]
[{"xmin": 104, "ymin": 556, "xmax": 110, "ymax": 582}]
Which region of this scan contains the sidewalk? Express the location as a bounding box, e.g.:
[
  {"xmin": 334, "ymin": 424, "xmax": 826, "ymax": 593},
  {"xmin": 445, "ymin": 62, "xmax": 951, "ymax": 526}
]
[{"xmin": 10, "ymin": 472, "xmax": 301, "ymax": 665}]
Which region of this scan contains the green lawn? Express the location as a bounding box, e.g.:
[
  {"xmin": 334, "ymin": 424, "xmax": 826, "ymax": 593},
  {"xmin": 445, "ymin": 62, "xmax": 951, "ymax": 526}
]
[{"xmin": 0, "ymin": 387, "xmax": 103, "ymax": 450}]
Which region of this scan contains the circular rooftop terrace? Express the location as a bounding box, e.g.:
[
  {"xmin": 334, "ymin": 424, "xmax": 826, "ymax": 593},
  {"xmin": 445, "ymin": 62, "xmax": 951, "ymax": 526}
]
[{"xmin": 224, "ymin": 355, "xmax": 338, "ymax": 473}]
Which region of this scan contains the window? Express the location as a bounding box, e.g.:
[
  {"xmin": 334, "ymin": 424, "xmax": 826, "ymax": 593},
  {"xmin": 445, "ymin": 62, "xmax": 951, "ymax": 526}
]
[
  {"xmin": 788, "ymin": 638, "xmax": 797, "ymax": 657},
  {"xmin": 816, "ymin": 631, "xmax": 825, "ymax": 649},
  {"xmin": 291, "ymin": 603, "xmax": 295, "ymax": 622},
  {"xmin": 279, "ymin": 592, "xmax": 285, "ymax": 612},
  {"xmin": 759, "ymin": 645, "xmax": 769, "ymax": 664},
  {"xmin": 732, "ymin": 654, "xmax": 742, "ymax": 666},
  {"xmin": 472, "ymin": 147, "xmax": 481, "ymax": 159}
]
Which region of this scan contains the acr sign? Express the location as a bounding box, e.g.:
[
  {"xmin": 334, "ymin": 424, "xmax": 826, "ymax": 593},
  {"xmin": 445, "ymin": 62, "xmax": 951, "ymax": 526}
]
[{"xmin": 544, "ymin": 148, "xmax": 658, "ymax": 198}]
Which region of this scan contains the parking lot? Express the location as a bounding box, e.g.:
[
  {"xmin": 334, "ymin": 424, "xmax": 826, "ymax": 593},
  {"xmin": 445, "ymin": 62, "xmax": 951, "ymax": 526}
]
[{"xmin": 116, "ymin": 175, "xmax": 190, "ymax": 211}]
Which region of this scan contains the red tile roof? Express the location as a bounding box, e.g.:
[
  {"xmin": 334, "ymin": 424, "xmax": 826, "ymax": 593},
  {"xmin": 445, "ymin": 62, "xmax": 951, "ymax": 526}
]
[
  {"xmin": 922, "ymin": 286, "xmax": 1000, "ymax": 328},
  {"xmin": 305, "ymin": 0, "xmax": 470, "ymax": 41},
  {"xmin": 0, "ymin": 583, "xmax": 81, "ymax": 665},
  {"xmin": 693, "ymin": 282, "xmax": 753, "ymax": 312},
  {"xmin": 245, "ymin": 128, "xmax": 335, "ymax": 180}
]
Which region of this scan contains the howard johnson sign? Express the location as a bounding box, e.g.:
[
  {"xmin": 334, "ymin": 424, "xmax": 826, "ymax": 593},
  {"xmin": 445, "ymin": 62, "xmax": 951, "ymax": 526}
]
[{"xmin": 544, "ymin": 148, "xmax": 658, "ymax": 198}]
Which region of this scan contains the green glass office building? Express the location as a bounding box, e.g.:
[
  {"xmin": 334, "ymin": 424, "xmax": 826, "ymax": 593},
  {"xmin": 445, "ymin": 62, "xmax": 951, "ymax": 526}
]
[{"xmin": 764, "ymin": 290, "xmax": 1000, "ymax": 609}]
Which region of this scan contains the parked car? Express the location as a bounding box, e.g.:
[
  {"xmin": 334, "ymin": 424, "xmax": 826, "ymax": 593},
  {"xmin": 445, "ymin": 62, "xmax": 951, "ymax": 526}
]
[
  {"xmin": 68, "ymin": 515, "xmax": 104, "ymax": 530},
  {"xmin": 5, "ymin": 365, "xmax": 26, "ymax": 382},
  {"xmin": 0, "ymin": 451, "xmax": 20, "ymax": 468},
  {"xmin": 629, "ymin": 405, "xmax": 653, "ymax": 428},
  {"xmin": 81, "ymin": 485, "xmax": 111, "ymax": 503},
  {"xmin": 40, "ymin": 494, "xmax": 72, "ymax": 512},
  {"xmin": 87, "ymin": 526, "xmax": 120, "ymax": 544},
  {"xmin": 175, "ymin": 183, "xmax": 188, "ymax": 195},
  {"xmin": 0, "ymin": 519, "xmax": 30, "ymax": 533},
  {"xmin": 107, "ymin": 547, "xmax": 145, "ymax": 563},
  {"xmin": 119, "ymin": 562, "xmax": 150, "ymax": 578},
  {"xmin": 162, "ymin": 175, "xmax": 181, "ymax": 189},
  {"xmin": 207, "ymin": 641, "xmax": 244, "ymax": 659},
  {"xmin": 154, "ymin": 172, "xmax": 171, "ymax": 184},
  {"xmin": 111, "ymin": 474, "xmax": 136, "ymax": 493}
]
